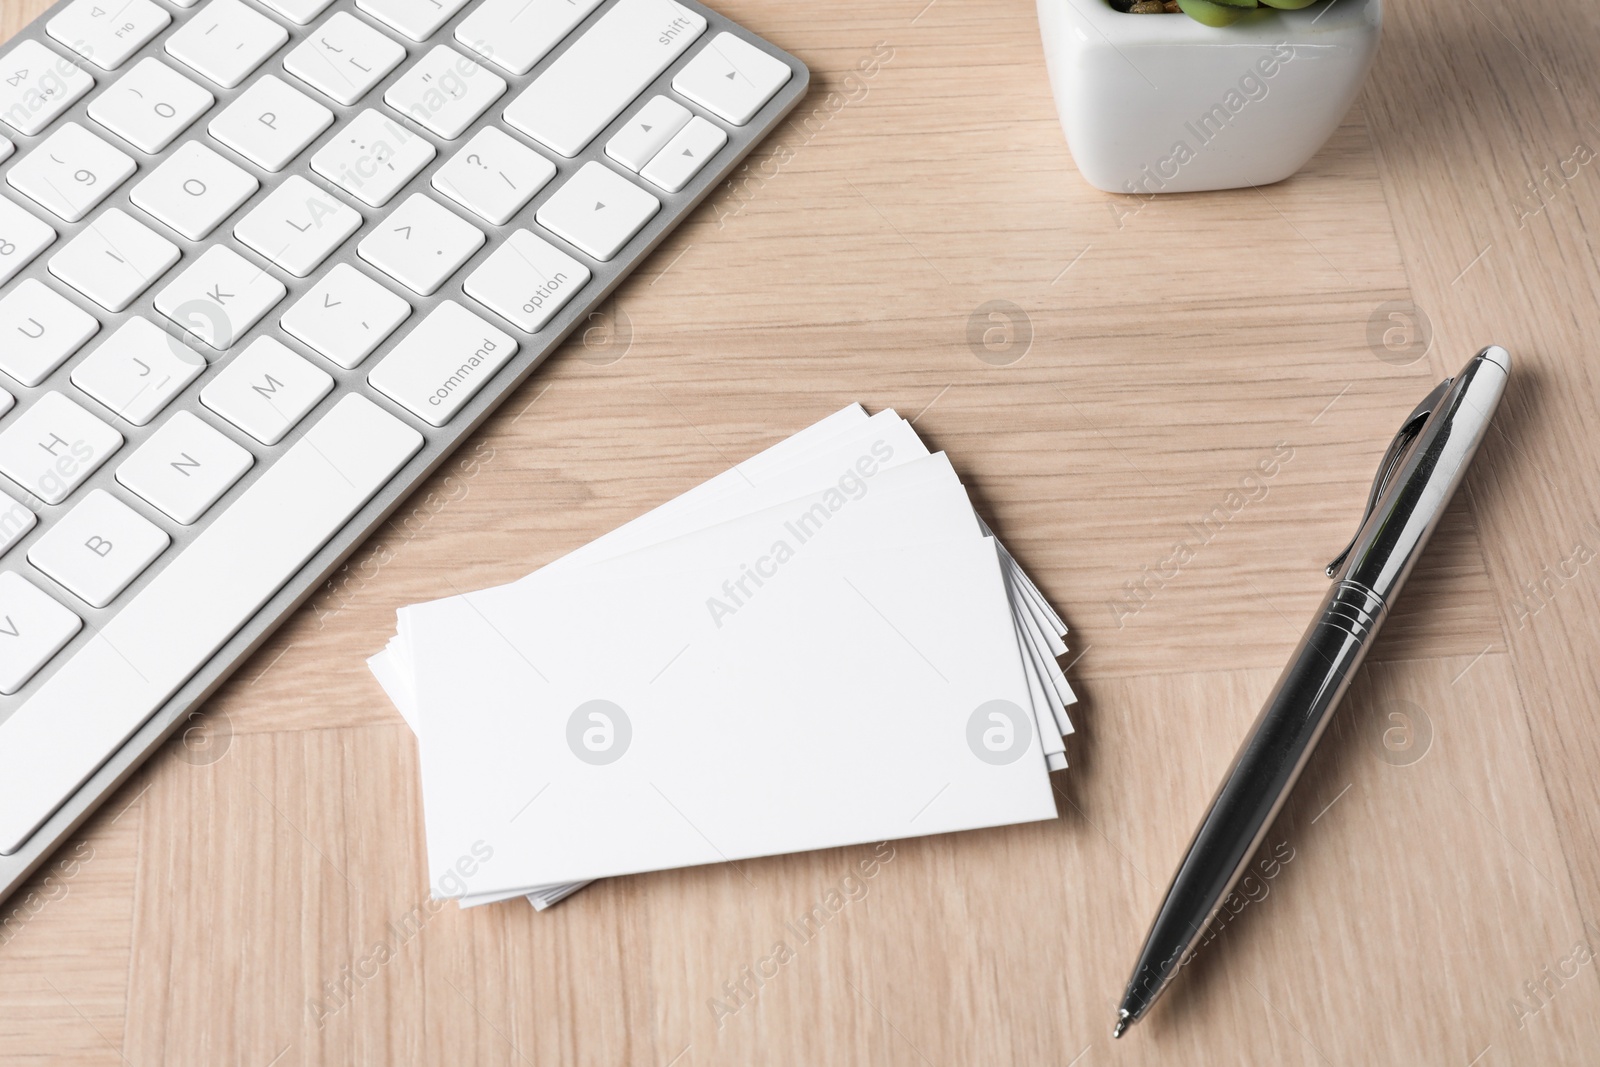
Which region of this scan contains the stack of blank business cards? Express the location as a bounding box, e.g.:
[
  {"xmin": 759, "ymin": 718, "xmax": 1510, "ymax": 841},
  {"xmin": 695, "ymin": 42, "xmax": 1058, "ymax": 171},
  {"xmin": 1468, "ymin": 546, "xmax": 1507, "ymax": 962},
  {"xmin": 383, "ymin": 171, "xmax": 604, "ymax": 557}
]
[{"xmin": 368, "ymin": 404, "xmax": 1076, "ymax": 909}]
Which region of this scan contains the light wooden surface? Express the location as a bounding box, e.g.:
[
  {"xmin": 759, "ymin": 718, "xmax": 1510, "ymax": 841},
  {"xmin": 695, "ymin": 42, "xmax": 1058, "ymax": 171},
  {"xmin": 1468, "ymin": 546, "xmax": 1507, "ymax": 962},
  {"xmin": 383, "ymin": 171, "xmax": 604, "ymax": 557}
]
[{"xmin": 4, "ymin": 0, "xmax": 1600, "ymax": 1063}]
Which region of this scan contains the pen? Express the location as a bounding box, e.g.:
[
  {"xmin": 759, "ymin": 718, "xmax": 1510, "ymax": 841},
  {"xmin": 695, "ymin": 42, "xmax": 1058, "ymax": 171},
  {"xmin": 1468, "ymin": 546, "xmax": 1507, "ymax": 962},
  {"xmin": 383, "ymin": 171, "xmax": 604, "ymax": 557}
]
[{"xmin": 1112, "ymin": 345, "xmax": 1513, "ymax": 1038}]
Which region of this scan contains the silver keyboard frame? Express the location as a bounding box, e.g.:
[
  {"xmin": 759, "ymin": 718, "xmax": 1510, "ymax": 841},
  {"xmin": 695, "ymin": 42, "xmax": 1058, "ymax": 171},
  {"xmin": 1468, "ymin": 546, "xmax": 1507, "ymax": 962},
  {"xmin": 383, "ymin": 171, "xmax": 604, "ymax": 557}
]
[{"xmin": 0, "ymin": 0, "xmax": 808, "ymax": 903}]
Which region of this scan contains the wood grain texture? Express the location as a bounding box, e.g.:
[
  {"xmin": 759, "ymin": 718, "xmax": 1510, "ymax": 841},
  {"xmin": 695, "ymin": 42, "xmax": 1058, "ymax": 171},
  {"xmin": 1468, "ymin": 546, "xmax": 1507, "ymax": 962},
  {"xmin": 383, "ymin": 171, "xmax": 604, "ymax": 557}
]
[{"xmin": 3, "ymin": 0, "xmax": 1600, "ymax": 1063}]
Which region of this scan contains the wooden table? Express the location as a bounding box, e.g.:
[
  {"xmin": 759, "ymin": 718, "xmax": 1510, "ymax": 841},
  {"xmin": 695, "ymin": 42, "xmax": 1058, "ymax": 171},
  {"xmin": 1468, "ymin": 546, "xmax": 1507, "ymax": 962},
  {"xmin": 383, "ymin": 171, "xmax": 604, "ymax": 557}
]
[{"xmin": 4, "ymin": 0, "xmax": 1600, "ymax": 1062}]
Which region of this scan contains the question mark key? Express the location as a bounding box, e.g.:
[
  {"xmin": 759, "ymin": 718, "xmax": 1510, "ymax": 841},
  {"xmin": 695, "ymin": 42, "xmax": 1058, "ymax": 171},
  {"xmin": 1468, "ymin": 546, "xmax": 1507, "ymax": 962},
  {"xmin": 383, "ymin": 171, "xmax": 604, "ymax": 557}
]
[{"xmin": 432, "ymin": 126, "xmax": 555, "ymax": 226}]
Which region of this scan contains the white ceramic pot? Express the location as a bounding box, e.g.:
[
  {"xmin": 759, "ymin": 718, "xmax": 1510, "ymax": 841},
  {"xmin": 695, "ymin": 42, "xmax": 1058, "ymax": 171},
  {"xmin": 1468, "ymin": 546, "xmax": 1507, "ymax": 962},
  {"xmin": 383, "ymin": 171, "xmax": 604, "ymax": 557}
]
[{"xmin": 1036, "ymin": 0, "xmax": 1382, "ymax": 194}]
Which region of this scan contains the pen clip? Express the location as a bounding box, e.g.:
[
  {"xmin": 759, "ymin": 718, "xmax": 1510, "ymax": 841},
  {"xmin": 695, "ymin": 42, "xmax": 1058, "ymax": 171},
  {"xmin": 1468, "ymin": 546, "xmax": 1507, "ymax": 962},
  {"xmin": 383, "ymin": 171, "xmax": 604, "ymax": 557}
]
[{"xmin": 1324, "ymin": 377, "xmax": 1454, "ymax": 578}]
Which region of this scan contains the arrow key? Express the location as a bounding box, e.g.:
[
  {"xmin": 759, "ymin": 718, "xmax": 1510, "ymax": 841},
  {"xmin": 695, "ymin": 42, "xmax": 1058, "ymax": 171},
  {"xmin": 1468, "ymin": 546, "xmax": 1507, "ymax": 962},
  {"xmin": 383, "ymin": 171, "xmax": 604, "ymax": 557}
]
[
  {"xmin": 535, "ymin": 161, "xmax": 659, "ymax": 262},
  {"xmin": 605, "ymin": 94, "xmax": 691, "ymax": 173},
  {"xmin": 672, "ymin": 32, "xmax": 792, "ymax": 126},
  {"xmin": 640, "ymin": 116, "xmax": 728, "ymax": 194}
]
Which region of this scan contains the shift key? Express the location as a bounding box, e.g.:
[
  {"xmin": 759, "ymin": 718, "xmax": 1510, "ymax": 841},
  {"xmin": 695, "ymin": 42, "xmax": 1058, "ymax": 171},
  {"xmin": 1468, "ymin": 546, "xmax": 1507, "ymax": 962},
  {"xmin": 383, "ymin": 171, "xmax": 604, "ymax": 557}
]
[
  {"xmin": 502, "ymin": 0, "xmax": 705, "ymax": 157},
  {"xmin": 368, "ymin": 301, "xmax": 518, "ymax": 426}
]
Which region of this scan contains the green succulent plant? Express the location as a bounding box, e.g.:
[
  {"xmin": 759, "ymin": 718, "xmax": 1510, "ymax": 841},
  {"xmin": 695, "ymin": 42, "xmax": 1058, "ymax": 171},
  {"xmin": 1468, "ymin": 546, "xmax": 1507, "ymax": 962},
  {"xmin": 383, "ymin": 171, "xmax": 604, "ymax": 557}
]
[
  {"xmin": 1181, "ymin": 0, "xmax": 1318, "ymax": 26},
  {"xmin": 1119, "ymin": 0, "xmax": 1321, "ymax": 27}
]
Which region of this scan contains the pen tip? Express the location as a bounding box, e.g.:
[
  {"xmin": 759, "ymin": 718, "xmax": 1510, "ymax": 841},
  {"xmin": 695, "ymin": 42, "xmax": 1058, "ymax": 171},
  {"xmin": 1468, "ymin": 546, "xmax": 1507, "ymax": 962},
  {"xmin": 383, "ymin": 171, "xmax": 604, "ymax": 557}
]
[{"xmin": 1113, "ymin": 1011, "xmax": 1130, "ymax": 1039}]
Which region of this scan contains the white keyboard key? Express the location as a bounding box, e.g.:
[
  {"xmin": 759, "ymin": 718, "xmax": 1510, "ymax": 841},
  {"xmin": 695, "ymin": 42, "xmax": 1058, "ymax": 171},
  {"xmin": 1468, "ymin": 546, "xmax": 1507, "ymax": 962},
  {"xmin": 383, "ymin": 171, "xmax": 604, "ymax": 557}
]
[
  {"xmin": 200, "ymin": 335, "xmax": 332, "ymax": 444},
  {"xmin": 0, "ymin": 573, "xmax": 79, "ymax": 695},
  {"xmin": 0, "ymin": 40, "xmax": 95, "ymax": 137},
  {"xmin": 605, "ymin": 94, "xmax": 690, "ymax": 172},
  {"xmin": 154, "ymin": 245, "xmax": 286, "ymax": 352},
  {"xmin": 232, "ymin": 174, "xmax": 360, "ymax": 277},
  {"xmin": 131, "ymin": 140, "xmax": 259, "ymax": 240},
  {"xmin": 504, "ymin": 0, "xmax": 705, "ymax": 157},
  {"xmin": 164, "ymin": 0, "xmax": 289, "ymax": 89},
  {"xmin": 384, "ymin": 46, "xmax": 506, "ymax": 141},
  {"xmin": 87, "ymin": 57, "xmax": 214, "ymax": 153},
  {"xmin": 283, "ymin": 11, "xmax": 406, "ymax": 107},
  {"xmin": 357, "ymin": 0, "xmax": 471, "ymax": 42},
  {"xmin": 0, "ymin": 389, "xmax": 11, "ymax": 417},
  {"xmin": 368, "ymin": 300, "xmax": 516, "ymax": 425},
  {"xmin": 257, "ymin": 0, "xmax": 337, "ymax": 25},
  {"xmin": 0, "ymin": 137, "xmax": 10, "ymax": 164},
  {"xmin": 0, "ymin": 393, "xmax": 421, "ymax": 854},
  {"xmin": 463, "ymin": 229, "xmax": 589, "ymax": 333},
  {"xmin": 70, "ymin": 316, "xmax": 203, "ymax": 425},
  {"xmin": 116, "ymin": 410, "xmax": 253, "ymax": 525},
  {"xmin": 535, "ymin": 161, "xmax": 659, "ymax": 261},
  {"xmin": 208, "ymin": 74, "xmax": 333, "ymax": 172},
  {"xmin": 671, "ymin": 32, "xmax": 792, "ymax": 125},
  {"xmin": 47, "ymin": 0, "xmax": 171, "ymax": 72},
  {"xmin": 0, "ymin": 196, "xmax": 57, "ymax": 287},
  {"xmin": 7, "ymin": 122, "xmax": 135, "ymax": 223},
  {"xmin": 455, "ymin": 0, "xmax": 605, "ymax": 76},
  {"xmin": 0, "ymin": 279, "xmax": 98, "ymax": 386},
  {"xmin": 0, "ymin": 391, "xmax": 122, "ymax": 504},
  {"xmin": 48, "ymin": 208, "xmax": 180, "ymax": 312},
  {"xmin": 432, "ymin": 127, "xmax": 555, "ymax": 225},
  {"xmin": 358, "ymin": 193, "xmax": 484, "ymax": 296},
  {"xmin": 279, "ymin": 262, "xmax": 409, "ymax": 369},
  {"xmin": 311, "ymin": 108, "xmax": 436, "ymax": 208},
  {"xmin": 29, "ymin": 488, "xmax": 169, "ymax": 607},
  {"xmin": 640, "ymin": 115, "xmax": 726, "ymax": 192},
  {"xmin": 0, "ymin": 492, "xmax": 35, "ymax": 557}
]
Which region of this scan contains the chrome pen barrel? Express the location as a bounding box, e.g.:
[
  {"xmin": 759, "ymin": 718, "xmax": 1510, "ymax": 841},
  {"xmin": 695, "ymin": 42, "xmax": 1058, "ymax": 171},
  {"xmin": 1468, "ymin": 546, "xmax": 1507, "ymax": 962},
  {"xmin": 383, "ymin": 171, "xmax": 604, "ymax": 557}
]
[
  {"xmin": 1321, "ymin": 579, "xmax": 1386, "ymax": 639},
  {"xmin": 1118, "ymin": 579, "xmax": 1382, "ymax": 1024},
  {"xmin": 1116, "ymin": 346, "xmax": 1512, "ymax": 1036}
]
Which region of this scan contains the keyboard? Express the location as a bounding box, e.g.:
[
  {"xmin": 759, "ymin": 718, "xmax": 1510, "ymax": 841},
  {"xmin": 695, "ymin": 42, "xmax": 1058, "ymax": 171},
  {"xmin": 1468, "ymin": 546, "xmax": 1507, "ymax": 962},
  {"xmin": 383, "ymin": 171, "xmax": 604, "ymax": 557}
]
[{"xmin": 0, "ymin": 0, "xmax": 807, "ymax": 900}]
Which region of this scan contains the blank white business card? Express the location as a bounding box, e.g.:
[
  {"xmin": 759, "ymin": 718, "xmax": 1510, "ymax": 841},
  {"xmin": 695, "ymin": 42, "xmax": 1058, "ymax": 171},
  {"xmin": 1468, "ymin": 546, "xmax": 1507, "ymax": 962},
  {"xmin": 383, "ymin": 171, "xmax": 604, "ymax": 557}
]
[{"xmin": 407, "ymin": 534, "xmax": 1058, "ymax": 895}]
